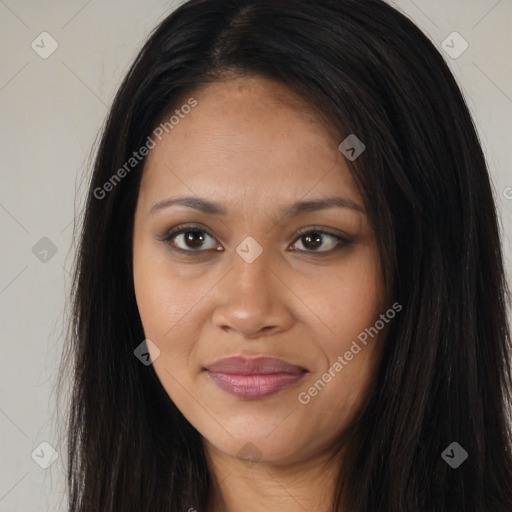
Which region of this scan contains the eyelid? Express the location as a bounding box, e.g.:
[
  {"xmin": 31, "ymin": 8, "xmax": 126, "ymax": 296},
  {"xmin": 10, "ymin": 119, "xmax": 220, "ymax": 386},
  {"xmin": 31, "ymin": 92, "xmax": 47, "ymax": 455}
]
[
  {"xmin": 293, "ymin": 225, "xmax": 352, "ymax": 243},
  {"xmin": 160, "ymin": 222, "xmax": 215, "ymax": 242}
]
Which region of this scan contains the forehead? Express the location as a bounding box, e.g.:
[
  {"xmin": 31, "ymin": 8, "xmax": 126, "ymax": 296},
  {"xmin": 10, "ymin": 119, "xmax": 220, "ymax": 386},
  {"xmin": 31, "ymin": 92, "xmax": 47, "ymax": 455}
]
[{"xmin": 140, "ymin": 76, "xmax": 360, "ymax": 207}]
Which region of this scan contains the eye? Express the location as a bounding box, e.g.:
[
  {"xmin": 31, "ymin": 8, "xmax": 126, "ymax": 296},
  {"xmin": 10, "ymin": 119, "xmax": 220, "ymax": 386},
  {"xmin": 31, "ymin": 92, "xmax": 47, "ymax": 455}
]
[
  {"xmin": 161, "ymin": 225, "xmax": 222, "ymax": 253},
  {"xmin": 160, "ymin": 224, "xmax": 352, "ymax": 256},
  {"xmin": 289, "ymin": 228, "xmax": 351, "ymax": 253}
]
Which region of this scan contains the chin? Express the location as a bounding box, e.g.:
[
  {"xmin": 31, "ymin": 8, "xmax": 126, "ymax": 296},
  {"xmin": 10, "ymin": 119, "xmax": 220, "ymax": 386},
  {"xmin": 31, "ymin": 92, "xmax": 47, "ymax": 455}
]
[{"xmin": 202, "ymin": 426, "xmax": 314, "ymax": 466}]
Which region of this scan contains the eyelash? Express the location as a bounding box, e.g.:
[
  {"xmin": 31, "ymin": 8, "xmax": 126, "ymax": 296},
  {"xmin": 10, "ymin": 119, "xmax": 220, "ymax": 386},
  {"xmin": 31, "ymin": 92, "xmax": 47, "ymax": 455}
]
[{"xmin": 159, "ymin": 223, "xmax": 353, "ymax": 256}]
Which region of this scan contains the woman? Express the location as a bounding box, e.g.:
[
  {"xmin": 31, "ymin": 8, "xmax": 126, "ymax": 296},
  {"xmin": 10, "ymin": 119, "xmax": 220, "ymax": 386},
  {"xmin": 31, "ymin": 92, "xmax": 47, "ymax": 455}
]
[{"xmin": 58, "ymin": 0, "xmax": 512, "ymax": 510}]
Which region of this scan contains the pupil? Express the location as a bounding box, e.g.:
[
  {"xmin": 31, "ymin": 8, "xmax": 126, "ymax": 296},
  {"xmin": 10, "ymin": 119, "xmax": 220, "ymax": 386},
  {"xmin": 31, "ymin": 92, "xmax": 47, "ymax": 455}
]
[
  {"xmin": 186, "ymin": 231, "xmax": 205, "ymax": 248},
  {"xmin": 304, "ymin": 232, "xmax": 322, "ymax": 250}
]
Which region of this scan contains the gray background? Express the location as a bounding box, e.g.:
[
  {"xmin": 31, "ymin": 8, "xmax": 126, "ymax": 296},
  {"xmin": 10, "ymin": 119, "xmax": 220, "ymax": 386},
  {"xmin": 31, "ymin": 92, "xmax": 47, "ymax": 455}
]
[{"xmin": 0, "ymin": 0, "xmax": 511, "ymax": 510}]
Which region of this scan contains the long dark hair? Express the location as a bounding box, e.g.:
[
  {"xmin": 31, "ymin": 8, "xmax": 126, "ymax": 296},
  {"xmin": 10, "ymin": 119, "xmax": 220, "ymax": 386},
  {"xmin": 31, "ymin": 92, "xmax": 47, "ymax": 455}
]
[{"xmin": 57, "ymin": 0, "xmax": 512, "ymax": 510}]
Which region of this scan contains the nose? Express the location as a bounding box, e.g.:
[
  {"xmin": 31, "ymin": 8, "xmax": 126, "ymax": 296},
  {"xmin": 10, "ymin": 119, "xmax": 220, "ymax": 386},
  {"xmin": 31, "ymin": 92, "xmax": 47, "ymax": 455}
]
[{"xmin": 211, "ymin": 244, "xmax": 295, "ymax": 339}]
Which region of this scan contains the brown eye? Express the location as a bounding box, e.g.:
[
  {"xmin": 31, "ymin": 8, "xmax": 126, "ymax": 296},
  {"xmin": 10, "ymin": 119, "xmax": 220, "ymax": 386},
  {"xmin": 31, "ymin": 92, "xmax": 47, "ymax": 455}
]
[
  {"xmin": 290, "ymin": 229, "xmax": 351, "ymax": 253},
  {"xmin": 180, "ymin": 230, "xmax": 209, "ymax": 249},
  {"xmin": 163, "ymin": 226, "xmax": 222, "ymax": 253}
]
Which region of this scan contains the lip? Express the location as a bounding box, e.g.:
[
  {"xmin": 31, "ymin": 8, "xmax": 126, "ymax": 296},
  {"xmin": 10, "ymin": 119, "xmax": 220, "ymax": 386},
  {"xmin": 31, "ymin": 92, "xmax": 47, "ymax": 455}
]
[{"xmin": 204, "ymin": 356, "xmax": 308, "ymax": 400}]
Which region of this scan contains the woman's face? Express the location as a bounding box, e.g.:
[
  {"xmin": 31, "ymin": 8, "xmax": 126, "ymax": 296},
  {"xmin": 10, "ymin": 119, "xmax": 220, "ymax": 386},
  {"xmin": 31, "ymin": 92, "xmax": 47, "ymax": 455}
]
[{"xmin": 132, "ymin": 75, "xmax": 386, "ymax": 465}]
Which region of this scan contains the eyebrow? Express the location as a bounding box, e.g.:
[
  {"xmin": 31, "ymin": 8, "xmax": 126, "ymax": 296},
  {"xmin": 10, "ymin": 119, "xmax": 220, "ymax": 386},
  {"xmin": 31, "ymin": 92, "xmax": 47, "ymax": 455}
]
[{"xmin": 148, "ymin": 195, "xmax": 365, "ymax": 217}]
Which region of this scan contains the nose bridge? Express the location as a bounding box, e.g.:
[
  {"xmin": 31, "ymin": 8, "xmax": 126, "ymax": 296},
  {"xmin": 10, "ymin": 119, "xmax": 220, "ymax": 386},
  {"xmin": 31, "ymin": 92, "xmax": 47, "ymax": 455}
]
[
  {"xmin": 231, "ymin": 235, "xmax": 273, "ymax": 298},
  {"xmin": 211, "ymin": 235, "xmax": 293, "ymax": 335}
]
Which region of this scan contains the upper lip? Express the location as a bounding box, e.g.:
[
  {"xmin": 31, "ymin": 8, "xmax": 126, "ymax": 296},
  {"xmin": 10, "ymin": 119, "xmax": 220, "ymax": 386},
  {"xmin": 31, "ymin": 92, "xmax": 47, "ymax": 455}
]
[{"xmin": 204, "ymin": 356, "xmax": 308, "ymax": 375}]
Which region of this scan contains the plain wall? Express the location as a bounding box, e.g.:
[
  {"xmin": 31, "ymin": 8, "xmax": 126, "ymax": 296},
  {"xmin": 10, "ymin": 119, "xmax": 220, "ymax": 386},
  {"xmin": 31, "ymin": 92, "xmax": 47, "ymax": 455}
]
[{"xmin": 0, "ymin": 1, "xmax": 510, "ymax": 510}]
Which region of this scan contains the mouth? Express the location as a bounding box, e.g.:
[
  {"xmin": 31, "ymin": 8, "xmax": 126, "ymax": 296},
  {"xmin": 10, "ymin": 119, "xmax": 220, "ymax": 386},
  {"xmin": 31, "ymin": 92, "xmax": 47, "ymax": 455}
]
[{"xmin": 203, "ymin": 356, "xmax": 309, "ymax": 400}]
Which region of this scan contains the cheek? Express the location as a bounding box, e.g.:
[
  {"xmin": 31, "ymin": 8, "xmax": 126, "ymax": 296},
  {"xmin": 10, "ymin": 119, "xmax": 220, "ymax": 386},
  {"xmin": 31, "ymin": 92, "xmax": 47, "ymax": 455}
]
[
  {"xmin": 305, "ymin": 246, "xmax": 383, "ymax": 345},
  {"xmin": 133, "ymin": 263, "xmax": 201, "ymax": 406},
  {"xmin": 133, "ymin": 236, "xmax": 202, "ymax": 335},
  {"xmin": 132, "ymin": 241, "xmax": 202, "ymax": 371},
  {"xmin": 299, "ymin": 247, "xmax": 384, "ymax": 406}
]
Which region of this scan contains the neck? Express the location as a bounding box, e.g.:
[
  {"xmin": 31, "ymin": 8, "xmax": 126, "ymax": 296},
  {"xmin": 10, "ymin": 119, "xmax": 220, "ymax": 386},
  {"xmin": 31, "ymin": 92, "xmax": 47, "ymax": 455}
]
[{"xmin": 204, "ymin": 440, "xmax": 343, "ymax": 512}]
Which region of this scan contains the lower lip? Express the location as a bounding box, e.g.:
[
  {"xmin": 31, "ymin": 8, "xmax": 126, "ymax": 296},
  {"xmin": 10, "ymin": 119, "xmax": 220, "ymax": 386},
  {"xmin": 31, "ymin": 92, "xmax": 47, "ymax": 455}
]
[{"xmin": 206, "ymin": 371, "xmax": 306, "ymax": 400}]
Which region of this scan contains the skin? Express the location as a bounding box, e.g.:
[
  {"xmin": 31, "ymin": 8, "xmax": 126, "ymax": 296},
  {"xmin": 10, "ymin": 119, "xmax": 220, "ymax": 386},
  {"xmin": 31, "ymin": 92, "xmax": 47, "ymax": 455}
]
[{"xmin": 132, "ymin": 75, "xmax": 387, "ymax": 512}]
